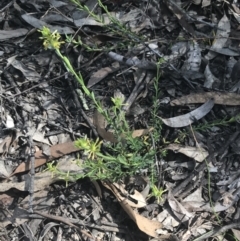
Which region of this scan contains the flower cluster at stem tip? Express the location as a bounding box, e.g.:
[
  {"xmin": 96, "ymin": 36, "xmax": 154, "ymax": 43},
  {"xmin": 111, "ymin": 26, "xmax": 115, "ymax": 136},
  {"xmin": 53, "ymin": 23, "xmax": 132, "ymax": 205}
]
[
  {"xmin": 75, "ymin": 136, "xmax": 103, "ymax": 160},
  {"xmin": 38, "ymin": 26, "xmax": 65, "ymax": 50}
]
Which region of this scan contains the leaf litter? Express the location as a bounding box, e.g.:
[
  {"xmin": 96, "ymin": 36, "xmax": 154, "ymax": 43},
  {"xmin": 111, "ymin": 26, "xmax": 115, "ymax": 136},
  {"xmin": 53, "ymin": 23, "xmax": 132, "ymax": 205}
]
[{"xmin": 1, "ymin": 0, "xmax": 240, "ymax": 240}]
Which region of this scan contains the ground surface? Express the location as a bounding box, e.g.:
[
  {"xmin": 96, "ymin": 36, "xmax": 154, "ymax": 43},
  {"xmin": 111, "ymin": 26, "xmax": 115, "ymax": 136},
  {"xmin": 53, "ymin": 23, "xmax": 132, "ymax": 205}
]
[{"xmin": 1, "ymin": 0, "xmax": 240, "ymax": 240}]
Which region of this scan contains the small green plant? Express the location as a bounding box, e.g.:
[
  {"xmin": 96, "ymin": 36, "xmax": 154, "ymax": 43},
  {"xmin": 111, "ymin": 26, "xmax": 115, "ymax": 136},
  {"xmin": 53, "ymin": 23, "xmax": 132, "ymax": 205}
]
[
  {"xmin": 70, "ymin": 0, "xmax": 130, "ymax": 37},
  {"xmin": 74, "ymin": 97, "xmax": 156, "ymax": 181},
  {"xmin": 38, "ymin": 27, "xmax": 110, "ymax": 118},
  {"xmin": 177, "ymin": 114, "xmax": 240, "ymax": 142},
  {"xmin": 193, "ymin": 114, "xmax": 240, "ymax": 131},
  {"xmin": 45, "ymin": 161, "xmax": 80, "ymax": 187},
  {"xmin": 38, "ymin": 26, "xmax": 166, "ymax": 201},
  {"xmin": 65, "ymin": 35, "xmax": 103, "ymax": 52},
  {"xmin": 151, "ymin": 58, "xmax": 164, "ymax": 139},
  {"xmin": 66, "ymin": 0, "xmax": 146, "ymax": 51},
  {"xmin": 44, "ymin": 161, "xmax": 59, "ymax": 178},
  {"xmin": 149, "ymin": 184, "xmax": 167, "ymax": 204}
]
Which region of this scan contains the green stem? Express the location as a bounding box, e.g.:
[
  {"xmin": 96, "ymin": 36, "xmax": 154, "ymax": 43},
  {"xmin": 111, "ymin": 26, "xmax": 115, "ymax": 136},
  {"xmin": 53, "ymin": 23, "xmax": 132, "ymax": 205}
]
[
  {"xmin": 55, "ymin": 49, "xmax": 91, "ymax": 96},
  {"xmin": 96, "ymin": 152, "xmax": 116, "ymax": 161},
  {"xmin": 55, "ymin": 49, "xmax": 109, "ymax": 118}
]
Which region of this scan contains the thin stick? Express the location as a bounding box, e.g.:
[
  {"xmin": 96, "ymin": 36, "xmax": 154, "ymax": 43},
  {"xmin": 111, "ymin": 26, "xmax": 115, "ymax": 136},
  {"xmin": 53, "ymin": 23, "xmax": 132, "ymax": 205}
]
[{"xmin": 27, "ymin": 135, "xmax": 35, "ymax": 213}]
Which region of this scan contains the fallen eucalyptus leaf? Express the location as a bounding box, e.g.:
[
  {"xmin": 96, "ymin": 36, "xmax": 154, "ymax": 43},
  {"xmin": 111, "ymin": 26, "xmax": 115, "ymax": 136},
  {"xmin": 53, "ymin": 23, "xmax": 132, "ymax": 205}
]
[
  {"xmin": 0, "ymin": 29, "xmax": 28, "ymax": 40},
  {"xmin": 9, "ymin": 58, "xmax": 40, "ymax": 82},
  {"xmin": 102, "ymin": 181, "xmax": 162, "ymax": 238},
  {"xmin": 1, "ymin": 157, "xmax": 83, "ymax": 192},
  {"xmin": 205, "ymin": 14, "xmax": 230, "ymax": 60},
  {"xmin": 160, "ymin": 99, "xmax": 214, "ymax": 128},
  {"xmin": 88, "ymin": 64, "xmax": 119, "ymax": 88},
  {"xmin": 21, "ymin": 14, "xmax": 74, "ymax": 34},
  {"xmin": 112, "ymin": 182, "xmax": 147, "ymax": 208},
  {"xmin": 11, "ymin": 142, "xmax": 79, "ymax": 176},
  {"xmin": 171, "ymin": 92, "xmax": 240, "ymax": 106},
  {"xmin": 168, "ymin": 192, "xmax": 194, "ymax": 223},
  {"xmin": 165, "ymin": 144, "xmax": 208, "ymax": 162}
]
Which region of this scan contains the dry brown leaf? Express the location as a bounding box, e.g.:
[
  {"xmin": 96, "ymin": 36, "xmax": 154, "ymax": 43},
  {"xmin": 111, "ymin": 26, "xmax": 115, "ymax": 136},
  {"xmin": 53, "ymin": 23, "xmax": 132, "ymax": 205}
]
[
  {"xmin": 0, "ymin": 136, "xmax": 13, "ymax": 155},
  {"xmin": 1, "ymin": 158, "xmax": 83, "ymax": 193},
  {"xmin": 112, "ymin": 182, "xmax": 147, "ymax": 208},
  {"xmin": 132, "ymin": 128, "xmax": 154, "ymax": 138},
  {"xmin": 10, "ymin": 142, "xmax": 79, "ymax": 176},
  {"xmin": 102, "ymin": 181, "xmax": 162, "ymax": 238},
  {"xmin": 95, "ymin": 126, "xmax": 117, "ymax": 143},
  {"xmin": 93, "ymin": 110, "xmax": 117, "ymax": 143},
  {"xmin": 87, "ymin": 65, "xmax": 119, "ymax": 88},
  {"xmin": 165, "ymin": 144, "xmax": 208, "ymax": 162},
  {"xmin": 94, "ymin": 110, "xmax": 153, "ymax": 142},
  {"xmin": 141, "ymin": 183, "xmax": 151, "ymax": 199},
  {"xmin": 171, "ymin": 92, "xmax": 240, "ymax": 106},
  {"xmin": 92, "ymin": 180, "xmax": 102, "ymax": 198},
  {"xmin": 168, "ymin": 192, "xmax": 194, "ymax": 223},
  {"xmin": 232, "ymin": 229, "xmax": 240, "ymax": 240}
]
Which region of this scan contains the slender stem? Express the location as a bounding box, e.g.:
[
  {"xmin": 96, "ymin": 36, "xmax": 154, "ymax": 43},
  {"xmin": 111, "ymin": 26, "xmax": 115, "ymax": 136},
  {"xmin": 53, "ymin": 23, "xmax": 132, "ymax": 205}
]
[{"xmin": 96, "ymin": 152, "xmax": 117, "ymax": 161}]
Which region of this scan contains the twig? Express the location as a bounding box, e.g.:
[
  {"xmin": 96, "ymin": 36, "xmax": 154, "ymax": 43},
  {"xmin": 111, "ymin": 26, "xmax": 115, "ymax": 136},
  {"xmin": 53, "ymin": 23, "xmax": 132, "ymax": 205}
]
[
  {"xmin": 122, "ymin": 69, "xmax": 146, "ymax": 113},
  {"xmin": 33, "ymin": 210, "xmax": 95, "ymax": 240},
  {"xmin": 108, "ymin": 51, "xmax": 157, "ymax": 70},
  {"xmin": 171, "ymin": 160, "xmax": 207, "ymax": 196},
  {"xmin": 144, "ymin": 121, "xmax": 161, "ymax": 185},
  {"xmin": 27, "ymin": 135, "xmax": 35, "ymax": 213},
  {"xmin": 68, "ymin": 77, "xmax": 98, "ymax": 137},
  {"xmin": 193, "ymin": 221, "xmax": 240, "ymax": 241},
  {"xmin": 0, "ymin": 1, "xmax": 13, "ymax": 12},
  {"xmin": 27, "ymin": 212, "xmax": 128, "ymax": 234}
]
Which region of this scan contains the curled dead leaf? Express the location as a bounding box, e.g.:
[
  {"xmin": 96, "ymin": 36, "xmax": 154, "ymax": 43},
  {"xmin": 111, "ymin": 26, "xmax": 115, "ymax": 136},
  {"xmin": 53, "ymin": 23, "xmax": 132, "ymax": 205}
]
[
  {"xmin": 112, "ymin": 182, "xmax": 147, "ymax": 208},
  {"xmin": 102, "ymin": 181, "xmax": 162, "ymax": 238},
  {"xmin": 171, "ymin": 92, "xmax": 240, "ymax": 106},
  {"xmin": 160, "ymin": 99, "xmax": 214, "ymax": 128},
  {"xmin": 165, "ymin": 144, "xmax": 208, "ymax": 162}
]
